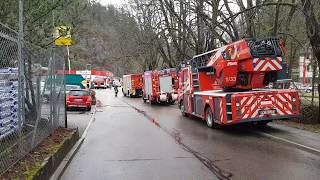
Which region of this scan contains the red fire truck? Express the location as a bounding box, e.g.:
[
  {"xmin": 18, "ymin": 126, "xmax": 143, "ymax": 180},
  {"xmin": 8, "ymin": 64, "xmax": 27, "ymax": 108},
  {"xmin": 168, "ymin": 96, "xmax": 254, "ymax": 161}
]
[
  {"xmin": 178, "ymin": 38, "xmax": 300, "ymax": 127},
  {"xmin": 143, "ymin": 68, "xmax": 179, "ymax": 104},
  {"xmin": 122, "ymin": 74, "xmax": 143, "ymax": 97}
]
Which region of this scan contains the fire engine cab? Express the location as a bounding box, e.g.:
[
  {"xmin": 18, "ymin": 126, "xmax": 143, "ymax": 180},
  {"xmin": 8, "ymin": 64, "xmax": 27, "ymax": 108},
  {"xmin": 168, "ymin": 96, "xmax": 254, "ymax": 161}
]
[
  {"xmin": 178, "ymin": 38, "xmax": 300, "ymax": 127},
  {"xmin": 143, "ymin": 68, "xmax": 179, "ymax": 104},
  {"xmin": 122, "ymin": 74, "xmax": 143, "ymax": 97}
]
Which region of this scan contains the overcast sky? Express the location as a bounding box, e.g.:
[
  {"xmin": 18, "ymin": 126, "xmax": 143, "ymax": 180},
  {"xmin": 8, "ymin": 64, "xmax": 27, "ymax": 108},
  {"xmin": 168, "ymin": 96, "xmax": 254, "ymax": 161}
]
[{"xmin": 99, "ymin": 0, "xmax": 127, "ymax": 6}]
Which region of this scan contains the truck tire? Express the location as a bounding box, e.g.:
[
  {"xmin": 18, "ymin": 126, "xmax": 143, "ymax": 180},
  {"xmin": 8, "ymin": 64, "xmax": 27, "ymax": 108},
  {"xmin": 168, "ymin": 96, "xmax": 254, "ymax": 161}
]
[{"xmin": 205, "ymin": 107, "xmax": 216, "ymax": 128}]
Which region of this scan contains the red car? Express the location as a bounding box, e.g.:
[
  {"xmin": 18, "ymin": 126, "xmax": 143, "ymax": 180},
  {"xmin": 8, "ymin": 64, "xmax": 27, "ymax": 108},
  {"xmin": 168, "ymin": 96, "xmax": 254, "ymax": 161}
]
[{"xmin": 66, "ymin": 89, "xmax": 92, "ymax": 111}]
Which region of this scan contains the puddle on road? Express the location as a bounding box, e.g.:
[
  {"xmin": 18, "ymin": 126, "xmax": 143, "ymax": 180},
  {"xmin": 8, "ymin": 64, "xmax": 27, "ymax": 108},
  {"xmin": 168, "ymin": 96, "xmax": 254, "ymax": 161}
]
[{"xmin": 120, "ymin": 99, "xmax": 233, "ymax": 180}]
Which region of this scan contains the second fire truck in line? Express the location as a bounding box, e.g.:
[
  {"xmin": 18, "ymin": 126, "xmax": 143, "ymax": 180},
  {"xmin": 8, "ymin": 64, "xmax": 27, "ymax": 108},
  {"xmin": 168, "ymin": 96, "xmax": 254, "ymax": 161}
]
[
  {"xmin": 142, "ymin": 68, "xmax": 179, "ymax": 104},
  {"xmin": 122, "ymin": 74, "xmax": 143, "ymax": 97}
]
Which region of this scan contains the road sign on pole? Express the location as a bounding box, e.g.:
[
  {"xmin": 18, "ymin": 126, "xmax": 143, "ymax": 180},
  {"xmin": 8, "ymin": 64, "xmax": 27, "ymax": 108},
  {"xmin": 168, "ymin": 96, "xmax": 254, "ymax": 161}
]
[
  {"xmin": 54, "ymin": 26, "xmax": 73, "ymax": 71},
  {"xmin": 54, "ymin": 26, "xmax": 73, "ymax": 46}
]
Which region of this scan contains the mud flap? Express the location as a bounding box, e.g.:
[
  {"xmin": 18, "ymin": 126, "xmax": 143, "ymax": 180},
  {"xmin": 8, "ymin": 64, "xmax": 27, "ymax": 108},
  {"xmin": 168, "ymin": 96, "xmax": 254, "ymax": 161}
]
[{"xmin": 191, "ymin": 96, "xmax": 195, "ymax": 113}]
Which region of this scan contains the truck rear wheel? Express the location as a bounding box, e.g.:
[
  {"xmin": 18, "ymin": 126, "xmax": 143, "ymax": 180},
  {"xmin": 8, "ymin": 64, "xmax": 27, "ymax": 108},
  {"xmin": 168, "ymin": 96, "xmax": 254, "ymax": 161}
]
[{"xmin": 205, "ymin": 107, "xmax": 216, "ymax": 128}]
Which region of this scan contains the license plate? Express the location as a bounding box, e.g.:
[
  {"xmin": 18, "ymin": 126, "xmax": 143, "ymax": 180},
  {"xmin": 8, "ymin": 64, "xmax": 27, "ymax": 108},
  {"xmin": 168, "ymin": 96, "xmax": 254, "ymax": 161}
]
[
  {"xmin": 74, "ymin": 99, "xmax": 82, "ymax": 102},
  {"xmin": 261, "ymin": 100, "xmax": 272, "ymax": 105},
  {"xmin": 259, "ymin": 109, "xmax": 276, "ymax": 115}
]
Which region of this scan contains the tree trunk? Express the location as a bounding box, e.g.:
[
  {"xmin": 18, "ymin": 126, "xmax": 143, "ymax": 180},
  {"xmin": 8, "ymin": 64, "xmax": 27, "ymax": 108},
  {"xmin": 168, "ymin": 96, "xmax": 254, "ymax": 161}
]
[
  {"xmin": 196, "ymin": 0, "xmax": 204, "ymax": 54},
  {"xmin": 273, "ymin": 0, "xmax": 282, "ymax": 36},
  {"xmin": 301, "ymin": 0, "xmax": 320, "ymax": 123}
]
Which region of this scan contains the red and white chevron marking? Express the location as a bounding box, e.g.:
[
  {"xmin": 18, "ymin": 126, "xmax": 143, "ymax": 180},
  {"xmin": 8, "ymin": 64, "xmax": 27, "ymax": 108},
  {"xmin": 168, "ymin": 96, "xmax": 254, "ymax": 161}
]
[
  {"xmin": 253, "ymin": 57, "xmax": 282, "ymax": 71},
  {"xmin": 239, "ymin": 93, "xmax": 294, "ymax": 119},
  {"xmin": 219, "ymin": 99, "xmax": 224, "ymax": 121}
]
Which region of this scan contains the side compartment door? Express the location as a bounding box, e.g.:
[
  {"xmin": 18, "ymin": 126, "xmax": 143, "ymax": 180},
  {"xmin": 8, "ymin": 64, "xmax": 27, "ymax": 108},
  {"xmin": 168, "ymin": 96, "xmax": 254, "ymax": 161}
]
[
  {"xmin": 123, "ymin": 76, "xmax": 128, "ymax": 93},
  {"xmin": 128, "ymin": 76, "xmax": 132, "ymax": 92},
  {"xmin": 182, "ymin": 67, "xmax": 192, "ymax": 113},
  {"xmin": 146, "ymin": 75, "xmax": 152, "ymax": 97}
]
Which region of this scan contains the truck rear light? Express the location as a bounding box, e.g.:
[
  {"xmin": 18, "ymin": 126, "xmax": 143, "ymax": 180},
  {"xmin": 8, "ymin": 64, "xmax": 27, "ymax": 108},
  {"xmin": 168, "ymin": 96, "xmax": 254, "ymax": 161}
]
[{"xmin": 235, "ymin": 97, "xmax": 240, "ymax": 111}]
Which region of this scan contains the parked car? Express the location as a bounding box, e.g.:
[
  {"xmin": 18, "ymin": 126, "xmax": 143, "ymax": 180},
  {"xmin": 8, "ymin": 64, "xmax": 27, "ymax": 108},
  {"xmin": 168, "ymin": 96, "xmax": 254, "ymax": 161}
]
[
  {"xmin": 42, "ymin": 85, "xmax": 81, "ymax": 103},
  {"xmin": 295, "ymin": 83, "xmax": 313, "ymax": 93},
  {"xmin": 66, "ymin": 89, "xmax": 92, "ymax": 111},
  {"xmin": 65, "ymin": 85, "xmax": 81, "ymax": 94},
  {"xmin": 269, "ymin": 79, "xmax": 314, "ymax": 93}
]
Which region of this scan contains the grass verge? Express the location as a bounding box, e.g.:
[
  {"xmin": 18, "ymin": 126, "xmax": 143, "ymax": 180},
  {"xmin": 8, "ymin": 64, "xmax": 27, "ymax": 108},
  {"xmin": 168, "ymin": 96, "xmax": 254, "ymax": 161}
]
[
  {"xmin": 275, "ymin": 120, "xmax": 320, "ymax": 134},
  {"xmin": 0, "ymin": 128, "xmax": 75, "ymax": 180}
]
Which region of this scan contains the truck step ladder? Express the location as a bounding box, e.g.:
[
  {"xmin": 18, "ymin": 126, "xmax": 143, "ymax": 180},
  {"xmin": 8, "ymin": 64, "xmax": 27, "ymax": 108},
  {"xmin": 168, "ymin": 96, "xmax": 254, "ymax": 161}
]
[{"xmin": 192, "ymin": 70, "xmax": 200, "ymax": 92}]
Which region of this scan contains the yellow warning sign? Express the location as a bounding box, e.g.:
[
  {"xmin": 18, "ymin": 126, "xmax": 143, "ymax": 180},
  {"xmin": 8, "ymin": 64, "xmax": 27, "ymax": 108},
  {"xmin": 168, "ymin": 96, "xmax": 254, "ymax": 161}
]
[{"xmin": 54, "ymin": 26, "xmax": 73, "ymax": 46}]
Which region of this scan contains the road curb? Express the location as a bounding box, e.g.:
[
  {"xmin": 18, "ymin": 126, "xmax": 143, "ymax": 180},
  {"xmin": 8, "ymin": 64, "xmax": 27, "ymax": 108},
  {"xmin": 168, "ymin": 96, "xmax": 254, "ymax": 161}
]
[
  {"xmin": 254, "ymin": 131, "xmax": 320, "ymax": 156},
  {"xmin": 49, "ymin": 106, "xmax": 97, "ymax": 180}
]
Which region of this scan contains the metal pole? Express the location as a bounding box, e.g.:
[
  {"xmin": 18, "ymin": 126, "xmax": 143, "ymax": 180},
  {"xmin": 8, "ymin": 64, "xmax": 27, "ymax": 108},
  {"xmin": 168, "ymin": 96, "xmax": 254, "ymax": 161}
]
[
  {"xmin": 67, "ymin": 45, "xmax": 71, "ymax": 72},
  {"xmin": 17, "ymin": 0, "xmax": 25, "ymax": 155},
  {"xmin": 31, "ymin": 76, "xmax": 41, "ymax": 147},
  {"xmin": 50, "ymin": 0, "xmax": 55, "ymax": 132},
  {"xmin": 66, "ymin": 45, "xmax": 70, "ymax": 127}
]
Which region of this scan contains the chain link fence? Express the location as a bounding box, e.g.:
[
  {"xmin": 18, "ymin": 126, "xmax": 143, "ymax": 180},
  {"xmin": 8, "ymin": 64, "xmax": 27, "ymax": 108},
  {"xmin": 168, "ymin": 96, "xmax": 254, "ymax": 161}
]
[{"xmin": 0, "ymin": 22, "xmax": 66, "ymax": 174}]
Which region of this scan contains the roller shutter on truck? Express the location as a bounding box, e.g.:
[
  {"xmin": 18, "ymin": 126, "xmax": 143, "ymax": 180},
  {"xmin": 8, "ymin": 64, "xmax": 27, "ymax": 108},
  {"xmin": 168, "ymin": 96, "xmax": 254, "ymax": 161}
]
[{"xmin": 159, "ymin": 76, "xmax": 173, "ymax": 93}]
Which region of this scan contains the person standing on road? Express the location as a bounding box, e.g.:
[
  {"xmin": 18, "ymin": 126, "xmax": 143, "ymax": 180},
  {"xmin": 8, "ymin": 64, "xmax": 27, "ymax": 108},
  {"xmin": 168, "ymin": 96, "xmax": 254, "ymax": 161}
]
[{"xmin": 114, "ymin": 84, "xmax": 119, "ymax": 97}]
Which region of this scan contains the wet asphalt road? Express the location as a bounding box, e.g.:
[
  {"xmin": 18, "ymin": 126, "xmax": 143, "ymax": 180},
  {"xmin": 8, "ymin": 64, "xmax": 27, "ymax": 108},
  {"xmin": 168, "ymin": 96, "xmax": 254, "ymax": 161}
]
[
  {"xmin": 61, "ymin": 90, "xmax": 218, "ymax": 180},
  {"xmin": 62, "ymin": 89, "xmax": 320, "ymax": 180},
  {"xmin": 66, "ymin": 110, "xmax": 93, "ymax": 136}
]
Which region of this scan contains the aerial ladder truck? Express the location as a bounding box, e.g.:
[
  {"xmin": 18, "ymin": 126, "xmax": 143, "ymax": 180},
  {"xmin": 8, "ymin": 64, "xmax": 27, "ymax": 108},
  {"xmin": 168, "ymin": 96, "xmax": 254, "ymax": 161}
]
[{"xmin": 178, "ymin": 38, "xmax": 300, "ymax": 127}]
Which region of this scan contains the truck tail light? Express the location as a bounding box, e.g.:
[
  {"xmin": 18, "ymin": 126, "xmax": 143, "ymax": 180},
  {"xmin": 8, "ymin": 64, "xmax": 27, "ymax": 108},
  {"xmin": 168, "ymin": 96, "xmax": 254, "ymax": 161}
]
[
  {"xmin": 236, "ymin": 97, "xmax": 241, "ymax": 116},
  {"xmin": 235, "ymin": 97, "xmax": 240, "ymax": 110},
  {"xmin": 292, "ymin": 95, "xmax": 298, "ymax": 111}
]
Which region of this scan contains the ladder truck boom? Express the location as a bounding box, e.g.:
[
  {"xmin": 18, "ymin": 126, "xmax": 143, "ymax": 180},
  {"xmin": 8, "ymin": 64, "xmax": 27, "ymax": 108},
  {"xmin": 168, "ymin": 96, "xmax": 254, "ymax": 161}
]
[{"xmin": 184, "ymin": 38, "xmax": 286, "ymax": 91}]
